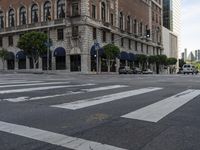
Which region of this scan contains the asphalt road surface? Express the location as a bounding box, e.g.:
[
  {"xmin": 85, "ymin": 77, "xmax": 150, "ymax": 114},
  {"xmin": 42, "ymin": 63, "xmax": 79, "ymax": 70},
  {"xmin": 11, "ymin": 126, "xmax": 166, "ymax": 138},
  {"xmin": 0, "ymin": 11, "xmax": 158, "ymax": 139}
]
[{"xmin": 0, "ymin": 73, "xmax": 200, "ymax": 150}]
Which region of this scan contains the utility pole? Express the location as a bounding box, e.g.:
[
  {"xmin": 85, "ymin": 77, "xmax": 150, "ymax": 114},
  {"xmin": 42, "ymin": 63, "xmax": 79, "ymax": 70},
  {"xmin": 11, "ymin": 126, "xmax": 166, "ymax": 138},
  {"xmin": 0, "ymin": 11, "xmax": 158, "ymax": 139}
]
[
  {"xmin": 47, "ymin": 14, "xmax": 51, "ymax": 72},
  {"xmin": 94, "ymin": 40, "xmax": 100, "ymax": 74}
]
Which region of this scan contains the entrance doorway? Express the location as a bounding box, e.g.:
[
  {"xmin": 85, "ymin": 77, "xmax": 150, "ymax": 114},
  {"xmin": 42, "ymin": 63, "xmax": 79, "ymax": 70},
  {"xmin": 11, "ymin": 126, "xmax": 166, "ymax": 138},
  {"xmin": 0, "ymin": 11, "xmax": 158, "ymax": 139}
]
[{"xmin": 70, "ymin": 55, "xmax": 81, "ymax": 72}]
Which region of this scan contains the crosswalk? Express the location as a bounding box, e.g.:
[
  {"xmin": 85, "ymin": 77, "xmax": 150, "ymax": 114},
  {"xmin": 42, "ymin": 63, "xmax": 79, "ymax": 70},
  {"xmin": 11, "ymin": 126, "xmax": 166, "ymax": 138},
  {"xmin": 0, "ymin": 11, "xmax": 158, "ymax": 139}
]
[
  {"xmin": 0, "ymin": 79, "xmax": 200, "ymax": 123},
  {"xmin": 0, "ymin": 79, "xmax": 200, "ymax": 150}
]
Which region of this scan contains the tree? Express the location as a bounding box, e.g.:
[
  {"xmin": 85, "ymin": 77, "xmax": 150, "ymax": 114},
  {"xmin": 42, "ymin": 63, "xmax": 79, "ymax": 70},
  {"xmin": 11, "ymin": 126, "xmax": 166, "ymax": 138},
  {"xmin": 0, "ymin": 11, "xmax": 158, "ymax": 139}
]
[
  {"xmin": 157, "ymin": 55, "xmax": 167, "ymax": 65},
  {"xmin": 0, "ymin": 48, "xmax": 9, "ymax": 70},
  {"xmin": 179, "ymin": 59, "xmax": 186, "ymax": 68},
  {"xmin": 148, "ymin": 55, "xmax": 157, "ymax": 65},
  {"xmin": 17, "ymin": 31, "xmax": 48, "ymax": 69},
  {"xmin": 136, "ymin": 54, "xmax": 147, "ymax": 70},
  {"xmin": 167, "ymin": 57, "xmax": 177, "ymax": 74},
  {"xmin": 167, "ymin": 57, "xmax": 177, "ymax": 66},
  {"xmin": 103, "ymin": 44, "xmax": 120, "ymax": 72}
]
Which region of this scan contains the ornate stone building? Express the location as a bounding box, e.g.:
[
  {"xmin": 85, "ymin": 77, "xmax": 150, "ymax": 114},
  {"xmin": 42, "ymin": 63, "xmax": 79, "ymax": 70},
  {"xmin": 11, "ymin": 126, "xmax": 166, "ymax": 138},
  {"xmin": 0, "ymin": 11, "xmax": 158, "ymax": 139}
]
[{"xmin": 0, "ymin": 0, "xmax": 163, "ymax": 73}]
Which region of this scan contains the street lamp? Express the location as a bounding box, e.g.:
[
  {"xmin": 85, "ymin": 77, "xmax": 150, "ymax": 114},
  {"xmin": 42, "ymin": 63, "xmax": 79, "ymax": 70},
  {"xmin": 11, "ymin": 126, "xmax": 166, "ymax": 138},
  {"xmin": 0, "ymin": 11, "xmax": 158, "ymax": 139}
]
[
  {"xmin": 94, "ymin": 40, "xmax": 100, "ymax": 74},
  {"xmin": 47, "ymin": 14, "xmax": 51, "ymax": 71}
]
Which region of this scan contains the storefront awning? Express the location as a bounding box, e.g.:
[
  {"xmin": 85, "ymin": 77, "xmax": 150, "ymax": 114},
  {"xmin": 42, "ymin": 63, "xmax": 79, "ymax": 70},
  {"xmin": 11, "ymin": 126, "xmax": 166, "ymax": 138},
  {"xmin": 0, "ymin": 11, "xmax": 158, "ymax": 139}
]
[
  {"xmin": 118, "ymin": 51, "xmax": 129, "ymax": 60},
  {"xmin": 16, "ymin": 51, "xmax": 26, "ymax": 60},
  {"xmin": 5, "ymin": 52, "xmax": 15, "ymax": 60},
  {"xmin": 90, "ymin": 45, "xmax": 104, "ymax": 56},
  {"xmin": 128, "ymin": 53, "xmax": 135, "ymax": 61},
  {"xmin": 54, "ymin": 47, "xmax": 66, "ymax": 57}
]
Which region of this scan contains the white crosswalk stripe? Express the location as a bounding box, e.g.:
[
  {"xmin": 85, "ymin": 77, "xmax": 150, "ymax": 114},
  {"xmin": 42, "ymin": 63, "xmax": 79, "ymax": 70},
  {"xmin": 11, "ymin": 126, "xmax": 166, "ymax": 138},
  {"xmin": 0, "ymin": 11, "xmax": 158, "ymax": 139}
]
[
  {"xmin": 2, "ymin": 85, "xmax": 128, "ymax": 102},
  {"xmin": 0, "ymin": 80, "xmax": 42, "ymax": 85},
  {"xmin": 81, "ymin": 85, "xmax": 128, "ymax": 92},
  {"xmin": 52, "ymin": 87, "xmax": 162, "ymax": 110},
  {"xmin": 0, "ymin": 83, "xmax": 95, "ymax": 94},
  {"xmin": 0, "ymin": 81, "xmax": 70, "ymax": 88},
  {"xmin": 0, "ymin": 121, "xmax": 126, "ymax": 150},
  {"xmin": 122, "ymin": 89, "xmax": 200, "ymax": 122}
]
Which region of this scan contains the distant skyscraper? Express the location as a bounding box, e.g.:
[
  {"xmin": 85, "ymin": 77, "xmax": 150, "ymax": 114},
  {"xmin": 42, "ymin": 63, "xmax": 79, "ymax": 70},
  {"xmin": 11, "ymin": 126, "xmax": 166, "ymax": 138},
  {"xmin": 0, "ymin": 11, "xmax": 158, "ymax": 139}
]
[
  {"xmin": 184, "ymin": 48, "xmax": 187, "ymax": 61},
  {"xmin": 163, "ymin": 0, "xmax": 181, "ymax": 35},
  {"xmin": 162, "ymin": 0, "xmax": 181, "ymax": 59}
]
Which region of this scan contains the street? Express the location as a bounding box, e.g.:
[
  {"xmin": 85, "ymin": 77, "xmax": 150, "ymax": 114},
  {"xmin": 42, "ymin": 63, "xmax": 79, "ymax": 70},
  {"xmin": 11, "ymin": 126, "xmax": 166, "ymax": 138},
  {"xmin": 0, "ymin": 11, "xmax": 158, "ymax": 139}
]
[{"xmin": 0, "ymin": 73, "xmax": 200, "ymax": 150}]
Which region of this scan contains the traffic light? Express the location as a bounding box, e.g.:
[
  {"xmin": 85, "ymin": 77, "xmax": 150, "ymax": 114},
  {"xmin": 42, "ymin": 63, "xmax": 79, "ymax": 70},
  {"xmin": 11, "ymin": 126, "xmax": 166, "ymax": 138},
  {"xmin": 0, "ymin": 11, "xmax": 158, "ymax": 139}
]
[{"xmin": 146, "ymin": 29, "xmax": 150, "ymax": 38}]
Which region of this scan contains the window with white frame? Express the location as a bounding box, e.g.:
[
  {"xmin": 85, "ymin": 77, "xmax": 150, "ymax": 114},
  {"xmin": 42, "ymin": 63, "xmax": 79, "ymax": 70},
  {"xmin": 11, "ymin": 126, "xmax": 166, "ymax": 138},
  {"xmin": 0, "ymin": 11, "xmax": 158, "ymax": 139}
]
[
  {"xmin": 91, "ymin": 4, "xmax": 96, "ymax": 19},
  {"xmin": 8, "ymin": 9, "xmax": 15, "ymax": 27},
  {"xmin": 127, "ymin": 16, "xmax": 131, "ymax": 33},
  {"xmin": 57, "ymin": 0, "xmax": 65, "ymax": 19},
  {"xmin": 44, "ymin": 1, "xmax": 51, "ymax": 21},
  {"xmin": 72, "ymin": 2, "xmax": 79, "ymax": 16},
  {"xmin": 0, "ymin": 11, "xmax": 4, "ymax": 28},
  {"xmin": 101, "ymin": 2, "xmax": 106, "ymax": 22},
  {"xmin": 31, "ymin": 4, "xmax": 39, "ymax": 23},
  {"xmin": 19, "ymin": 6, "xmax": 26, "ymax": 25},
  {"xmin": 119, "ymin": 12, "xmax": 123, "ymax": 30}
]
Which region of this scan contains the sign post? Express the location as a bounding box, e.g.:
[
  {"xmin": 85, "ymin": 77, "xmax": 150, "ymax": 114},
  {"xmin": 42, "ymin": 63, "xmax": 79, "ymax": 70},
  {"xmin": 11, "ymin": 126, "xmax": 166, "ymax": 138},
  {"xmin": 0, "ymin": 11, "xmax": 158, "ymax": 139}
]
[{"xmin": 94, "ymin": 41, "xmax": 100, "ymax": 74}]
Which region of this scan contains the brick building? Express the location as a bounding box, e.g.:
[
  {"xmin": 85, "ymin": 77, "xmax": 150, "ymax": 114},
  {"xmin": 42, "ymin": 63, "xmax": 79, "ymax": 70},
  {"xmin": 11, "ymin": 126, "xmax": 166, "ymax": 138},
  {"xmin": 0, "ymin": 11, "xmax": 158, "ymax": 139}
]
[{"xmin": 0, "ymin": 0, "xmax": 163, "ymax": 73}]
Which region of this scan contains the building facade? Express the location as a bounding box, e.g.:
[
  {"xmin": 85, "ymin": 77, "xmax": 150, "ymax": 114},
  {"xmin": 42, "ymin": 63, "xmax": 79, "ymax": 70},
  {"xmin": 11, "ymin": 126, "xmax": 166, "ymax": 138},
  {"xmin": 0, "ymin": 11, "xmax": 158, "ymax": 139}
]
[
  {"xmin": 0, "ymin": 0, "xmax": 163, "ymax": 73},
  {"xmin": 162, "ymin": 0, "xmax": 181, "ymax": 59}
]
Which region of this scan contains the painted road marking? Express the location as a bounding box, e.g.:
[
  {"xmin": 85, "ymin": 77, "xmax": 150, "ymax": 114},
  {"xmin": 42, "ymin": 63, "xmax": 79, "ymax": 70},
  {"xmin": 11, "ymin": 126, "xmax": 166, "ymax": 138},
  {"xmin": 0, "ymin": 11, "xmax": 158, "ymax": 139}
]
[
  {"xmin": 0, "ymin": 84, "xmax": 95, "ymax": 94},
  {"xmin": 52, "ymin": 87, "xmax": 162, "ymax": 110},
  {"xmin": 0, "ymin": 81, "xmax": 43, "ymax": 85},
  {"xmin": 0, "ymin": 81, "xmax": 70, "ymax": 88},
  {"xmin": 0, "ymin": 121, "xmax": 126, "ymax": 150},
  {"xmin": 81, "ymin": 85, "xmax": 128, "ymax": 92},
  {"xmin": 122, "ymin": 89, "xmax": 200, "ymax": 123},
  {"xmin": 3, "ymin": 85, "xmax": 127, "ymax": 102}
]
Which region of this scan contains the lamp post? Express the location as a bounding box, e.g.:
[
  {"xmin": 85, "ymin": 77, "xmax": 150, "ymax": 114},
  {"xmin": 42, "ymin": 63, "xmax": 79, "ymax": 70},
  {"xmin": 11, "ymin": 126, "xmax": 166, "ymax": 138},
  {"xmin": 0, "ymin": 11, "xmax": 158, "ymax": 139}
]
[
  {"xmin": 47, "ymin": 14, "xmax": 51, "ymax": 71},
  {"xmin": 94, "ymin": 40, "xmax": 100, "ymax": 74}
]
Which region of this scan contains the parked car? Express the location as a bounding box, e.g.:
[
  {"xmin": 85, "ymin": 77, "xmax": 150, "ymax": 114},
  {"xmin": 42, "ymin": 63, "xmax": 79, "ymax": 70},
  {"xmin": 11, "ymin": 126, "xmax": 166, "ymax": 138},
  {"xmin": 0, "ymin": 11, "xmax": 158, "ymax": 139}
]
[
  {"xmin": 142, "ymin": 69, "xmax": 153, "ymax": 74},
  {"xmin": 119, "ymin": 66, "xmax": 133, "ymax": 74},
  {"xmin": 132, "ymin": 67, "xmax": 142, "ymax": 74},
  {"xmin": 177, "ymin": 68, "xmax": 183, "ymax": 74},
  {"xmin": 182, "ymin": 64, "xmax": 198, "ymax": 75}
]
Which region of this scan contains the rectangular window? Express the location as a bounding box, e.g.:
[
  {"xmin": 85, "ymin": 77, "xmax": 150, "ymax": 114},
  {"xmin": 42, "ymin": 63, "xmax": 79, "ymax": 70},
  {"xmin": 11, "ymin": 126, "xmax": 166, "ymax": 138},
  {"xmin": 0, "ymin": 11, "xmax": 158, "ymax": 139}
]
[
  {"xmin": 72, "ymin": 26, "xmax": 79, "ymax": 37},
  {"xmin": 0, "ymin": 37, "xmax": 3, "ymax": 47},
  {"xmin": 134, "ymin": 19, "xmax": 137, "ymax": 34},
  {"xmin": 110, "ymin": 13, "xmax": 114, "ymax": 25},
  {"xmin": 57, "ymin": 28, "xmax": 64, "ymax": 40},
  {"xmin": 135, "ymin": 41, "xmax": 138, "ymax": 51},
  {"xmin": 147, "ymin": 45, "xmax": 149, "ymax": 54},
  {"xmin": 93, "ymin": 27, "xmax": 97, "ymax": 40},
  {"xmin": 92, "ymin": 5, "xmax": 96, "ymax": 19},
  {"xmin": 129, "ymin": 39, "xmax": 131, "ymax": 49},
  {"xmin": 111, "ymin": 33, "xmax": 114, "ymax": 43},
  {"xmin": 8, "ymin": 36, "xmax": 13, "ymax": 46},
  {"xmin": 121, "ymin": 38, "xmax": 124, "ymax": 47},
  {"xmin": 102, "ymin": 30, "xmax": 106, "ymax": 42},
  {"xmin": 141, "ymin": 43, "xmax": 143, "ymax": 52},
  {"xmin": 72, "ymin": 2, "xmax": 79, "ymax": 16}
]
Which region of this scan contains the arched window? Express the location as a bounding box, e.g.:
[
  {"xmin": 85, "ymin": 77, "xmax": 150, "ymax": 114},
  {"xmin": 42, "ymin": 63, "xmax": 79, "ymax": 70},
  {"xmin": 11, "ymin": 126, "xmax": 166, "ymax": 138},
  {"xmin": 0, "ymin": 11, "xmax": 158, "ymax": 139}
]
[
  {"xmin": 119, "ymin": 12, "xmax": 123, "ymax": 30},
  {"xmin": 8, "ymin": 9, "xmax": 15, "ymax": 27},
  {"xmin": 44, "ymin": 1, "xmax": 51, "ymax": 21},
  {"xmin": 57, "ymin": 0, "xmax": 65, "ymax": 19},
  {"xmin": 31, "ymin": 4, "xmax": 39, "ymax": 23},
  {"xmin": 0, "ymin": 11, "xmax": 4, "ymax": 28},
  {"xmin": 127, "ymin": 16, "xmax": 131, "ymax": 32},
  {"xmin": 101, "ymin": 2, "xmax": 106, "ymax": 22},
  {"xmin": 19, "ymin": 6, "xmax": 26, "ymax": 25}
]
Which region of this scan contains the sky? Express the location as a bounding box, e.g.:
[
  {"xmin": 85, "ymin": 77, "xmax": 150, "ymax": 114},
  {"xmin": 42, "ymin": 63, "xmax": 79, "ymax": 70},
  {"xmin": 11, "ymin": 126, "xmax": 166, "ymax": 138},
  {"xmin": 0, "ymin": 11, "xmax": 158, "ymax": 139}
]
[{"xmin": 181, "ymin": 0, "xmax": 200, "ymax": 52}]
